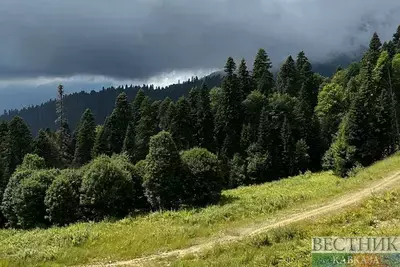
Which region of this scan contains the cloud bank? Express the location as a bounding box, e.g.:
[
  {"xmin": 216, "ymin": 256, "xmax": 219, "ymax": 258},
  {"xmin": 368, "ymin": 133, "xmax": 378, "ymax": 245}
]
[{"xmin": 0, "ymin": 0, "xmax": 400, "ymax": 81}]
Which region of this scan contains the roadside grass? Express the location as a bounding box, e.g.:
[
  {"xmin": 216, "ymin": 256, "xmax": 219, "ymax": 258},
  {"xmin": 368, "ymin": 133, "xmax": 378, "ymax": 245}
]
[
  {"xmin": 167, "ymin": 188, "xmax": 400, "ymax": 266},
  {"xmin": 1, "ymin": 153, "xmax": 400, "ymax": 266}
]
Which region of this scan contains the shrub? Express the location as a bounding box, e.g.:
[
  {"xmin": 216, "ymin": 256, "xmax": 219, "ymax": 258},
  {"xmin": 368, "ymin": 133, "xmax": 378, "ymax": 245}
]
[
  {"xmin": 19, "ymin": 154, "xmax": 46, "ymax": 171},
  {"xmin": 229, "ymin": 153, "xmax": 247, "ymax": 188},
  {"xmin": 1, "ymin": 170, "xmax": 33, "ymax": 227},
  {"xmin": 134, "ymin": 160, "xmax": 147, "ymax": 181},
  {"xmin": 181, "ymin": 148, "xmax": 223, "ymax": 206},
  {"xmin": 80, "ymin": 155, "xmax": 136, "ymax": 220},
  {"xmin": 111, "ymin": 155, "xmax": 148, "ymax": 210},
  {"xmin": 143, "ymin": 131, "xmax": 183, "ymax": 210},
  {"xmin": 10, "ymin": 169, "xmax": 58, "ymax": 229},
  {"xmin": 45, "ymin": 169, "xmax": 83, "ymax": 226}
]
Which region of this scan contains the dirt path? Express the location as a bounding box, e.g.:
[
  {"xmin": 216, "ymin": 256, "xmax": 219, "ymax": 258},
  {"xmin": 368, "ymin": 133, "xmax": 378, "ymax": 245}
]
[{"xmin": 86, "ymin": 171, "xmax": 400, "ymax": 267}]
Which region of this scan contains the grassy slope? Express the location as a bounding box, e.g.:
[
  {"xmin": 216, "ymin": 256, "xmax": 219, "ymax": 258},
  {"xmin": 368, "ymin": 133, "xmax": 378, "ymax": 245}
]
[
  {"xmin": 1, "ymin": 154, "xmax": 400, "ymax": 266},
  {"xmin": 167, "ymin": 186, "xmax": 400, "ymax": 266}
]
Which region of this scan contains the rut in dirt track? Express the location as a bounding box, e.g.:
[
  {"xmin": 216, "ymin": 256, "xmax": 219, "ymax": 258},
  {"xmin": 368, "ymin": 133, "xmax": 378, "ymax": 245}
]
[{"xmin": 85, "ymin": 171, "xmax": 400, "ymax": 267}]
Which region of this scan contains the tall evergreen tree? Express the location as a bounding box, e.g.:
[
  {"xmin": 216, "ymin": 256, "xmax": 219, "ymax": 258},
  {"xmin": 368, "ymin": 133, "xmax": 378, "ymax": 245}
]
[
  {"xmin": 393, "ymin": 25, "xmax": 400, "ymax": 51},
  {"xmin": 4, "ymin": 116, "xmax": 32, "ymax": 177},
  {"xmin": 253, "ymin": 49, "xmax": 274, "ymax": 95},
  {"xmin": 240, "ymin": 90, "xmax": 266, "ymax": 151},
  {"xmin": 158, "ymin": 97, "xmax": 172, "ymax": 130},
  {"xmin": 102, "ymin": 92, "xmax": 133, "ymax": 155},
  {"xmin": 122, "ymin": 122, "xmax": 136, "ymax": 162},
  {"xmin": 73, "ymin": 109, "xmax": 96, "ymax": 166},
  {"xmin": 132, "ymin": 89, "xmax": 146, "ymax": 126},
  {"xmin": 195, "ymin": 84, "xmax": 215, "ymax": 151},
  {"xmin": 276, "ymin": 55, "xmax": 298, "ymax": 96},
  {"xmin": 214, "ymin": 57, "xmax": 243, "ymax": 158},
  {"xmin": 57, "ymin": 121, "xmax": 74, "ymax": 167},
  {"xmin": 92, "ymin": 125, "xmax": 108, "ymax": 157},
  {"xmin": 134, "ymin": 97, "xmax": 158, "ymax": 162},
  {"xmin": 169, "ymin": 97, "xmax": 194, "ymax": 150},
  {"xmin": 238, "ymin": 58, "xmax": 252, "ymax": 99},
  {"xmin": 34, "ymin": 129, "xmax": 60, "ymax": 168}
]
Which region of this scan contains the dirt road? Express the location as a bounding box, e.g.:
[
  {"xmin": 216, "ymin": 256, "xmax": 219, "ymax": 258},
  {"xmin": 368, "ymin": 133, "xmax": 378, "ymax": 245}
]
[{"xmin": 85, "ymin": 171, "xmax": 400, "ymax": 267}]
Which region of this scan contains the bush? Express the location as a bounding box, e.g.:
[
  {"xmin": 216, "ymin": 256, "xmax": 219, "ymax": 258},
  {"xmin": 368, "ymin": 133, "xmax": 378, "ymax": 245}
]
[
  {"xmin": 80, "ymin": 155, "xmax": 136, "ymax": 220},
  {"xmin": 134, "ymin": 160, "xmax": 147, "ymax": 181},
  {"xmin": 19, "ymin": 154, "xmax": 46, "ymax": 171},
  {"xmin": 111, "ymin": 155, "xmax": 148, "ymax": 210},
  {"xmin": 1, "ymin": 170, "xmax": 33, "ymax": 227},
  {"xmin": 45, "ymin": 169, "xmax": 83, "ymax": 226},
  {"xmin": 143, "ymin": 131, "xmax": 183, "ymax": 210},
  {"xmin": 229, "ymin": 153, "xmax": 247, "ymax": 188},
  {"xmin": 181, "ymin": 148, "xmax": 223, "ymax": 206},
  {"xmin": 4, "ymin": 169, "xmax": 58, "ymax": 229}
]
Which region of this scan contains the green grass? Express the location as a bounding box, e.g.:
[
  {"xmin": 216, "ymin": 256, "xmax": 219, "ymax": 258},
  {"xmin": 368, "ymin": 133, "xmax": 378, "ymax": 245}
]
[
  {"xmin": 167, "ymin": 186, "xmax": 400, "ymax": 266},
  {"xmin": 1, "ymin": 153, "xmax": 400, "ymax": 266}
]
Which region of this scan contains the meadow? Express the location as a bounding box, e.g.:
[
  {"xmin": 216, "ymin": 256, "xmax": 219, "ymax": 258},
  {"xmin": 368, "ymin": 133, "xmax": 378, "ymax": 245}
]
[{"xmin": 1, "ymin": 153, "xmax": 400, "ymax": 266}]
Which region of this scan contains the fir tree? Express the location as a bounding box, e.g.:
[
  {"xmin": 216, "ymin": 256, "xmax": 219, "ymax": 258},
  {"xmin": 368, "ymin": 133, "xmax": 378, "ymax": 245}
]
[
  {"xmin": 276, "ymin": 55, "xmax": 298, "ymax": 96},
  {"xmin": 73, "ymin": 109, "xmax": 96, "ymax": 166},
  {"xmin": 195, "ymin": 84, "xmax": 215, "ymax": 151},
  {"xmin": 34, "ymin": 129, "xmax": 60, "ymax": 168},
  {"xmin": 134, "ymin": 97, "xmax": 158, "ymax": 162},
  {"xmin": 4, "ymin": 116, "xmax": 33, "ymax": 178},
  {"xmin": 57, "ymin": 121, "xmax": 74, "ymax": 167},
  {"xmin": 132, "ymin": 89, "xmax": 146, "ymax": 126},
  {"xmin": 240, "ymin": 90, "xmax": 266, "ymax": 151},
  {"xmin": 122, "ymin": 122, "xmax": 136, "ymax": 162},
  {"xmin": 238, "ymin": 58, "xmax": 252, "ymax": 99},
  {"xmin": 102, "ymin": 92, "xmax": 133, "ymax": 155},
  {"xmin": 158, "ymin": 97, "xmax": 172, "ymax": 130},
  {"xmin": 253, "ymin": 49, "xmax": 274, "ymax": 95},
  {"xmin": 92, "ymin": 125, "xmax": 108, "ymax": 157},
  {"xmin": 214, "ymin": 57, "xmax": 243, "ymax": 158},
  {"xmin": 169, "ymin": 97, "xmax": 194, "ymax": 150}
]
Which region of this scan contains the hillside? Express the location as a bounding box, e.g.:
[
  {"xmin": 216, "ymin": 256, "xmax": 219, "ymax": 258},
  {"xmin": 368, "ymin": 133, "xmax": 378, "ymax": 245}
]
[
  {"xmin": 0, "ymin": 53, "xmax": 360, "ymax": 135},
  {"xmin": 1, "ymin": 153, "xmax": 400, "ymax": 266},
  {"xmin": 0, "ymin": 74, "xmax": 222, "ymax": 135}
]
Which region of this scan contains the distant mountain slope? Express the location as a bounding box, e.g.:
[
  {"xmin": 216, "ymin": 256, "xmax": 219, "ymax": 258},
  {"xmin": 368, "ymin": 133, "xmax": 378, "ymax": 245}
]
[
  {"xmin": 0, "ymin": 75, "xmax": 223, "ymax": 134},
  {"xmin": 0, "ymin": 53, "xmax": 360, "ymax": 134}
]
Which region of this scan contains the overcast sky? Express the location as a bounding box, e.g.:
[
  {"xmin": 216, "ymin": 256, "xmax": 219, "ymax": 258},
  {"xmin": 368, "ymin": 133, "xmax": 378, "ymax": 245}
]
[{"xmin": 1, "ymin": 0, "xmax": 400, "ymax": 91}]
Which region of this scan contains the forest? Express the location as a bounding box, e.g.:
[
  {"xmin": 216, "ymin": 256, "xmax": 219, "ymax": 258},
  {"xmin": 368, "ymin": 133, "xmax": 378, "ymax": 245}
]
[{"xmin": 0, "ymin": 26, "xmax": 400, "ymax": 229}]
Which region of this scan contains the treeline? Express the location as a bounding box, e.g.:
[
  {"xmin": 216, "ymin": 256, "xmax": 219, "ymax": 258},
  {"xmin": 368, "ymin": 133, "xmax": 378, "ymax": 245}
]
[
  {"xmin": 0, "ymin": 75, "xmax": 222, "ymax": 135},
  {"xmin": 1, "ymin": 26, "xmax": 400, "ymax": 229}
]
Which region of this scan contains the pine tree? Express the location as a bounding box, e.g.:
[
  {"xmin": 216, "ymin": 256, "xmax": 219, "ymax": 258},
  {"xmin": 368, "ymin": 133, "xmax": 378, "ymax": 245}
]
[
  {"xmin": 55, "ymin": 84, "xmax": 73, "ymax": 166},
  {"xmin": 169, "ymin": 96, "xmax": 194, "ymax": 150},
  {"xmin": 195, "ymin": 84, "xmax": 215, "ymax": 151},
  {"xmin": 122, "ymin": 122, "xmax": 136, "ymax": 162},
  {"xmin": 73, "ymin": 109, "xmax": 96, "ymax": 166},
  {"xmin": 241, "ymin": 90, "xmax": 266, "ymax": 151},
  {"xmin": 393, "ymin": 25, "xmax": 400, "ymax": 51},
  {"xmin": 158, "ymin": 97, "xmax": 172, "ymax": 130},
  {"xmin": 253, "ymin": 49, "xmax": 274, "ymax": 95},
  {"xmin": 276, "ymin": 55, "xmax": 298, "ymax": 96},
  {"xmin": 57, "ymin": 121, "xmax": 74, "ymax": 167},
  {"xmin": 280, "ymin": 116, "xmax": 295, "ymax": 176},
  {"xmin": 4, "ymin": 116, "xmax": 33, "ymax": 177},
  {"xmin": 132, "ymin": 89, "xmax": 146, "ymax": 126},
  {"xmin": 92, "ymin": 125, "xmax": 108, "ymax": 157},
  {"xmin": 214, "ymin": 57, "xmax": 243, "ymax": 158},
  {"xmin": 34, "ymin": 129, "xmax": 60, "ymax": 168},
  {"xmin": 238, "ymin": 58, "xmax": 252, "ymax": 99},
  {"xmin": 134, "ymin": 97, "xmax": 158, "ymax": 162},
  {"xmin": 102, "ymin": 92, "xmax": 133, "ymax": 155}
]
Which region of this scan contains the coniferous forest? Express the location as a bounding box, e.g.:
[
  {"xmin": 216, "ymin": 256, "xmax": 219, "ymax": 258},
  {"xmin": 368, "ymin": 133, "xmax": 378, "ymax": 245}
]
[{"xmin": 1, "ymin": 27, "xmax": 400, "ymax": 229}]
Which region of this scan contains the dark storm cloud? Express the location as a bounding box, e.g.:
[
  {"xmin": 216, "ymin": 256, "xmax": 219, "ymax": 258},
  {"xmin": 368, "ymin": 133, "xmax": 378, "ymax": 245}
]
[{"xmin": 1, "ymin": 0, "xmax": 400, "ymax": 80}]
